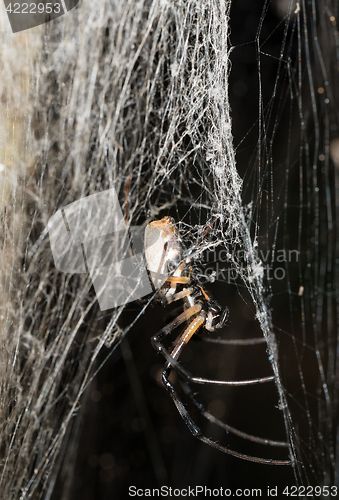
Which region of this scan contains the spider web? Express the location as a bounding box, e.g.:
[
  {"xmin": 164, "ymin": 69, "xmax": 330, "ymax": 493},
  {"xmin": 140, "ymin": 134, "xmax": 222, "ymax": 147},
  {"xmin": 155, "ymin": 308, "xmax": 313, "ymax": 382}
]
[{"xmin": 0, "ymin": 0, "xmax": 337, "ymax": 497}]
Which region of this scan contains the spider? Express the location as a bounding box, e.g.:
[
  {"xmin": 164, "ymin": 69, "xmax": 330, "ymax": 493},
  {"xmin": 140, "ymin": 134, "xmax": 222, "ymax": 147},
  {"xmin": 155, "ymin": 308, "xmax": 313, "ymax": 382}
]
[{"xmin": 144, "ymin": 216, "xmax": 291, "ymax": 466}]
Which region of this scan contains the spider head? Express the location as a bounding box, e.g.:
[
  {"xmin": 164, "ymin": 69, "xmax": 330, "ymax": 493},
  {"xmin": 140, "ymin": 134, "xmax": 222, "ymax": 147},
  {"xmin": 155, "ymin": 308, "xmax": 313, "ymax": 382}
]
[{"xmin": 205, "ymin": 301, "xmax": 229, "ymax": 332}]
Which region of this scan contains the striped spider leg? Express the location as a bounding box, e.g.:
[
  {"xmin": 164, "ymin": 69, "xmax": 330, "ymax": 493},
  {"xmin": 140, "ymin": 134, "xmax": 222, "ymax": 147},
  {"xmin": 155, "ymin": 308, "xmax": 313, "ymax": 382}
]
[{"xmin": 144, "ymin": 216, "xmax": 291, "ymax": 466}]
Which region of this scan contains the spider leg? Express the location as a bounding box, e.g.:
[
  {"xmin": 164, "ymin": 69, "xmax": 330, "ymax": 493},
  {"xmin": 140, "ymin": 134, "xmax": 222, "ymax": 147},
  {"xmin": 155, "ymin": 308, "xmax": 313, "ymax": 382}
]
[
  {"xmin": 180, "ymin": 380, "xmax": 289, "ymax": 448},
  {"xmin": 152, "ymin": 306, "xmax": 272, "ymax": 384},
  {"xmin": 152, "ymin": 306, "xmax": 274, "ymax": 385},
  {"xmin": 198, "ymin": 336, "xmax": 267, "ymax": 345},
  {"xmin": 158, "ymin": 346, "xmax": 275, "ymax": 386},
  {"xmin": 151, "ymin": 304, "xmax": 202, "ymax": 348},
  {"xmin": 160, "ymin": 358, "xmax": 291, "ymax": 465},
  {"xmin": 185, "ymin": 216, "xmax": 219, "ymax": 261},
  {"xmin": 166, "ymin": 314, "xmax": 206, "ymax": 363},
  {"xmin": 161, "ymin": 287, "xmax": 194, "ymax": 306},
  {"xmin": 165, "ymin": 276, "xmax": 190, "ymax": 284},
  {"xmin": 148, "ymin": 265, "xmax": 189, "ymax": 294},
  {"xmin": 156, "ymin": 313, "xmax": 291, "ymax": 465}
]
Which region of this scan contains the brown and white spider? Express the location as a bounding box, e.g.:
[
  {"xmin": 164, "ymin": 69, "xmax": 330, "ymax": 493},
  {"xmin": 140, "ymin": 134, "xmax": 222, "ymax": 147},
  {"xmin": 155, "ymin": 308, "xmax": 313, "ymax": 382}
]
[{"xmin": 144, "ymin": 216, "xmax": 291, "ymax": 466}]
